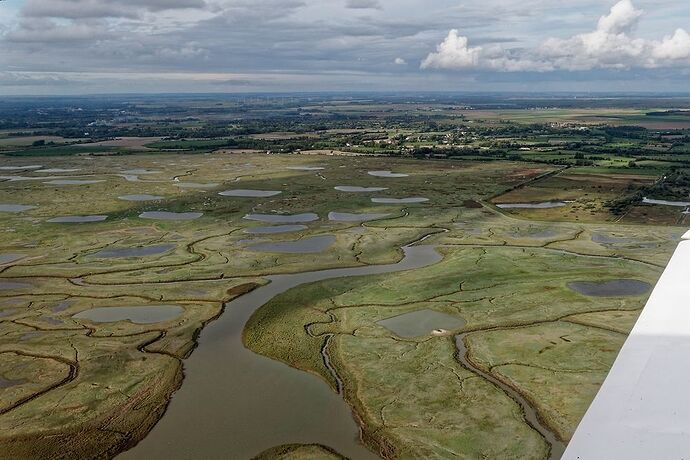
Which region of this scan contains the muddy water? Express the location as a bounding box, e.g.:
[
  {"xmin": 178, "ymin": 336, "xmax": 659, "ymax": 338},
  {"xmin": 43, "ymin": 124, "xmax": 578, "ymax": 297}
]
[
  {"xmin": 120, "ymin": 244, "xmax": 441, "ymax": 460},
  {"xmin": 455, "ymin": 334, "xmax": 566, "ymax": 460}
]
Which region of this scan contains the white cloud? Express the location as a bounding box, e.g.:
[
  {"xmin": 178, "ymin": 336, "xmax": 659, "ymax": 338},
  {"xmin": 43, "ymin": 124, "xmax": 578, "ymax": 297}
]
[
  {"xmin": 394, "ymin": 57, "xmax": 407, "ymax": 65},
  {"xmin": 652, "ymin": 29, "xmax": 690, "ymax": 61},
  {"xmin": 420, "ymin": 29, "xmax": 481, "ymax": 69},
  {"xmin": 422, "ymin": 0, "xmax": 690, "ymax": 72}
]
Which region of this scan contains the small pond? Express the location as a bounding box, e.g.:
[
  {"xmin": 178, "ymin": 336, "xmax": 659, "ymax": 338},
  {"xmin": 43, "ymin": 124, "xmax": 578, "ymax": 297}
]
[
  {"xmin": 244, "ymin": 213, "xmax": 319, "ymax": 224},
  {"xmin": 643, "ymin": 197, "xmax": 690, "ymax": 207},
  {"xmin": 0, "ymin": 376, "xmax": 27, "ymax": 389},
  {"xmin": 0, "ymin": 204, "xmax": 36, "ymax": 212},
  {"xmin": 568, "ymin": 279, "xmax": 652, "ymax": 297},
  {"xmin": 0, "ymin": 254, "xmax": 26, "ymax": 265},
  {"xmin": 48, "ymin": 215, "xmax": 108, "ymax": 223},
  {"xmin": 175, "ymin": 182, "xmax": 219, "ymax": 190},
  {"xmin": 0, "ymin": 165, "xmax": 42, "ymax": 171},
  {"xmin": 89, "ymin": 244, "xmax": 175, "ymax": 258},
  {"xmin": 328, "ymin": 212, "xmax": 390, "ymax": 222},
  {"xmin": 44, "ymin": 179, "xmax": 105, "ymax": 185},
  {"xmin": 248, "ymin": 235, "xmax": 335, "ymax": 254},
  {"xmin": 139, "ymin": 211, "xmax": 203, "ymax": 221},
  {"xmin": 592, "ymin": 233, "xmax": 636, "ymax": 244},
  {"xmin": 496, "ymin": 202, "xmax": 567, "ymax": 209},
  {"xmin": 372, "ymin": 197, "xmax": 428, "ymax": 204},
  {"xmin": 245, "ymin": 225, "xmax": 308, "ymax": 234},
  {"xmin": 118, "ymin": 194, "xmax": 164, "ymax": 201},
  {"xmin": 122, "ymin": 169, "xmax": 161, "ymax": 175},
  {"xmin": 377, "ymin": 309, "xmax": 466, "ymax": 338},
  {"xmin": 73, "ymin": 305, "xmax": 184, "ymax": 324},
  {"xmin": 287, "ymin": 166, "xmax": 325, "ymax": 171},
  {"xmin": 219, "ymin": 189, "xmax": 282, "ymax": 198},
  {"xmin": 334, "ymin": 186, "xmax": 388, "ymax": 192},
  {"xmin": 368, "ymin": 170, "xmax": 409, "ymax": 178},
  {"xmin": 36, "ymin": 168, "xmax": 81, "ymax": 173},
  {"xmin": 0, "ymin": 281, "xmax": 32, "ymax": 290}
]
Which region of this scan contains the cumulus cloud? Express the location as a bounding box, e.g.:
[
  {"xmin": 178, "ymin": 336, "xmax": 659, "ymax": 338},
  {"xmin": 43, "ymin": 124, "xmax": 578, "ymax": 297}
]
[
  {"xmin": 422, "ymin": 0, "xmax": 690, "ymax": 72},
  {"xmin": 394, "ymin": 57, "xmax": 407, "ymax": 65},
  {"xmin": 420, "ymin": 30, "xmax": 481, "ymax": 69}
]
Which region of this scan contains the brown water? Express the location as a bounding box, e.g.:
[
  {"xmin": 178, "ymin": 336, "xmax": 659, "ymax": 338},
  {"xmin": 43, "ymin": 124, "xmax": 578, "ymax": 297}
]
[{"xmin": 120, "ymin": 244, "xmax": 441, "ymax": 460}]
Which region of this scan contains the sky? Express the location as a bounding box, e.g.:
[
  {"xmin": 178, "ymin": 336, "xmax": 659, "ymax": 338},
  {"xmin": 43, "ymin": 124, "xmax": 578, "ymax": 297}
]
[{"xmin": 1, "ymin": 0, "xmax": 690, "ymax": 95}]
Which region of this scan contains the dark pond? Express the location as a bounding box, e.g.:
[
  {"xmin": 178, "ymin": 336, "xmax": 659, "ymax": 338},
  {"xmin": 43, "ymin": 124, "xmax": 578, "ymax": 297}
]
[
  {"xmin": 244, "ymin": 213, "xmax": 319, "ymax": 224},
  {"xmin": 139, "ymin": 211, "xmax": 203, "ymax": 221},
  {"xmin": 568, "ymin": 279, "xmax": 652, "ymax": 297},
  {"xmin": 248, "ymin": 235, "xmax": 336, "ymax": 254}
]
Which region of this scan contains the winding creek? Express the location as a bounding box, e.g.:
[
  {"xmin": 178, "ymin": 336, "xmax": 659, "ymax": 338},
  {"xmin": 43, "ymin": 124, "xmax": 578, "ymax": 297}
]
[
  {"xmin": 119, "ymin": 239, "xmax": 566, "ymax": 459},
  {"xmin": 121, "ymin": 244, "xmax": 442, "ymax": 460},
  {"xmin": 455, "ymin": 334, "xmax": 566, "ymax": 460}
]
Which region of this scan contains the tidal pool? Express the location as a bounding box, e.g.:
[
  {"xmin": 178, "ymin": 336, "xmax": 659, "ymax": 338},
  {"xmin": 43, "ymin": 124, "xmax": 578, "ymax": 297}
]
[
  {"xmin": 372, "ymin": 197, "xmax": 429, "ymax": 204},
  {"xmin": 175, "ymin": 182, "xmax": 219, "ymax": 190},
  {"xmin": 642, "ymin": 197, "xmax": 690, "ymax": 207},
  {"xmin": 497, "ymin": 202, "xmax": 567, "ymax": 209},
  {"xmin": 48, "ymin": 215, "xmax": 108, "ymax": 223},
  {"xmin": 248, "ymin": 235, "xmax": 336, "ymax": 254},
  {"xmin": 0, "ymin": 376, "xmax": 28, "ymax": 389},
  {"xmin": 245, "ymin": 225, "xmax": 308, "ymax": 235},
  {"xmin": 118, "ymin": 194, "xmax": 164, "ymax": 202},
  {"xmin": 368, "ymin": 170, "xmax": 409, "ymax": 178},
  {"xmin": 121, "ymin": 244, "xmax": 440, "ymax": 460},
  {"xmin": 73, "ymin": 305, "xmax": 184, "ymax": 324},
  {"xmin": 334, "ymin": 186, "xmax": 388, "ymax": 192},
  {"xmin": 0, "ymin": 281, "xmax": 32, "ymax": 290},
  {"xmin": 287, "ymin": 166, "xmax": 325, "ymax": 171},
  {"xmin": 44, "ymin": 179, "xmax": 105, "ymax": 185},
  {"xmin": 122, "ymin": 169, "xmax": 161, "ymax": 175},
  {"xmin": 328, "ymin": 212, "xmax": 390, "ymax": 222},
  {"xmin": 0, "ymin": 254, "xmax": 26, "ymax": 265},
  {"xmin": 0, "ymin": 204, "xmax": 36, "ymax": 213},
  {"xmin": 219, "ymin": 189, "xmax": 282, "ymax": 198},
  {"xmin": 377, "ymin": 309, "xmax": 465, "ymax": 338},
  {"xmin": 139, "ymin": 211, "xmax": 203, "ymax": 221},
  {"xmin": 592, "ymin": 233, "xmax": 636, "ymax": 244},
  {"xmin": 244, "ymin": 213, "xmax": 319, "ymax": 224},
  {"xmin": 52, "ymin": 300, "xmax": 72, "ymax": 313},
  {"xmin": 0, "ymin": 165, "xmax": 42, "ymax": 171},
  {"xmin": 89, "ymin": 244, "xmax": 175, "ymax": 258},
  {"xmin": 568, "ymin": 279, "xmax": 652, "ymax": 297},
  {"xmin": 35, "ymin": 168, "xmax": 81, "ymax": 173}
]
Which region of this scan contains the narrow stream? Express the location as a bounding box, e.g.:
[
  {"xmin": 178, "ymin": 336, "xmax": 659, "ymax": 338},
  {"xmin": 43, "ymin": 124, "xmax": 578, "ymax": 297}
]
[
  {"xmin": 120, "ymin": 244, "xmax": 442, "ymax": 460},
  {"xmin": 455, "ymin": 333, "xmax": 566, "ymax": 460}
]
